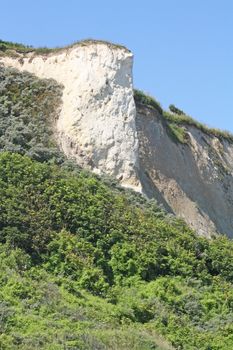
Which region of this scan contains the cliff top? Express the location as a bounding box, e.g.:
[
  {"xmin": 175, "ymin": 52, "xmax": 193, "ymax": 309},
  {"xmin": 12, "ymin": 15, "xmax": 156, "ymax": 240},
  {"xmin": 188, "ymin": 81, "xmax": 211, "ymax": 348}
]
[
  {"xmin": 134, "ymin": 89, "xmax": 233, "ymax": 144},
  {"xmin": 0, "ymin": 38, "xmax": 130, "ymax": 57},
  {"xmin": 2, "ymin": 38, "xmax": 232, "ymax": 145}
]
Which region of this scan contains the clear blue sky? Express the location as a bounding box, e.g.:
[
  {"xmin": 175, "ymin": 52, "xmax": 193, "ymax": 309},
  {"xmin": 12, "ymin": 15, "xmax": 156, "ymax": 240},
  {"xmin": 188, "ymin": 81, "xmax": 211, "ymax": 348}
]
[{"xmin": 2, "ymin": 0, "xmax": 233, "ymax": 132}]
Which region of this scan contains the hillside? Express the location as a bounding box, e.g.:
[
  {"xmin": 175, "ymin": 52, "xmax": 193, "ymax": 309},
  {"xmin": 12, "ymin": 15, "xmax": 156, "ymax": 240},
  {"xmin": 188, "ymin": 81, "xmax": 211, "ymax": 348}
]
[
  {"xmin": 0, "ymin": 40, "xmax": 233, "ymax": 349},
  {"xmin": 135, "ymin": 93, "xmax": 233, "ymax": 238},
  {"xmin": 1, "ymin": 152, "xmax": 233, "ymax": 350},
  {"xmin": 1, "ymin": 40, "xmax": 233, "ymax": 237}
]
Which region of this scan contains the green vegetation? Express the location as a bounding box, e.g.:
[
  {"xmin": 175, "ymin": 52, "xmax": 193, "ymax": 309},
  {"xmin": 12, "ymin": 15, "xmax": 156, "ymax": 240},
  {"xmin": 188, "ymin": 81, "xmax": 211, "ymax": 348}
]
[
  {"xmin": 0, "ymin": 66, "xmax": 63, "ymax": 162},
  {"xmin": 0, "ymin": 152, "xmax": 233, "ymax": 349},
  {"xmin": 0, "ymin": 40, "xmax": 32, "ymax": 52},
  {"xmin": 134, "ymin": 90, "xmax": 233, "ymax": 144},
  {"xmin": 0, "ymin": 240, "xmax": 173, "ymax": 350},
  {"xmin": 163, "ymin": 111, "xmax": 233, "ymax": 143},
  {"xmin": 1, "ymin": 49, "xmax": 233, "ymax": 349},
  {"xmin": 169, "ymin": 104, "xmax": 185, "ymax": 116},
  {"xmin": 0, "ymin": 39, "xmax": 128, "ymax": 57},
  {"xmin": 166, "ymin": 122, "xmax": 188, "ymax": 144},
  {"xmin": 134, "ymin": 89, "xmax": 163, "ymax": 114}
]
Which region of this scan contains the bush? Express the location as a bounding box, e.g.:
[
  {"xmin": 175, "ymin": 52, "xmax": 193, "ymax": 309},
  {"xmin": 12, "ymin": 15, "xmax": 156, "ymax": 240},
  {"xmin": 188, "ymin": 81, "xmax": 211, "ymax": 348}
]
[
  {"xmin": 134, "ymin": 89, "xmax": 163, "ymax": 114},
  {"xmin": 0, "ymin": 66, "xmax": 64, "ymax": 162},
  {"xmin": 0, "ymin": 152, "xmax": 233, "ymax": 348},
  {"xmin": 169, "ymin": 104, "xmax": 185, "ymax": 116}
]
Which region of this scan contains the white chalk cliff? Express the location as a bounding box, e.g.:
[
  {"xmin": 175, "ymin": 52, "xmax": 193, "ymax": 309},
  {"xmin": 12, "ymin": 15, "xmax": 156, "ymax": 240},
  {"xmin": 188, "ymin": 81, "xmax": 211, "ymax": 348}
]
[
  {"xmin": 0, "ymin": 41, "xmax": 140, "ymax": 190},
  {"xmin": 1, "ymin": 40, "xmax": 233, "ymax": 238}
]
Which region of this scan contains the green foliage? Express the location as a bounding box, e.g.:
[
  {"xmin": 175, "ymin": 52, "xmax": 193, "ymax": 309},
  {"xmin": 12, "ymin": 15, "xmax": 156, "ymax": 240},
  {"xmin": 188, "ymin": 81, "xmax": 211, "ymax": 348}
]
[
  {"xmin": 134, "ymin": 89, "xmax": 233, "ymax": 144},
  {"xmin": 169, "ymin": 104, "xmax": 185, "ymax": 116},
  {"xmin": 0, "ymin": 66, "xmax": 64, "ymax": 162},
  {"xmin": 45, "ymin": 230, "xmax": 108, "ymax": 295},
  {"xmin": 0, "ymin": 243, "xmax": 173, "ymax": 350},
  {"xmin": 1, "ymin": 51, "xmax": 233, "ymax": 349},
  {"xmin": 134, "ymin": 89, "xmax": 163, "ymax": 114},
  {"xmin": 0, "ymin": 38, "xmax": 128, "ymax": 57},
  {"xmin": 163, "ymin": 110, "xmax": 233, "ymax": 143},
  {"xmin": 0, "ymin": 152, "xmax": 233, "ymax": 348},
  {"xmin": 0, "ymin": 39, "xmax": 32, "ymax": 52},
  {"xmin": 166, "ymin": 123, "xmax": 188, "ymax": 144}
]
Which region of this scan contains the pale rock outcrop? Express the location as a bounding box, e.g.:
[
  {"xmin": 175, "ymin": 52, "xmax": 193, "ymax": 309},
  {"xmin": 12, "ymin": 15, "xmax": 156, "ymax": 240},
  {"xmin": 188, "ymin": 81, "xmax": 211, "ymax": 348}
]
[{"xmin": 0, "ymin": 42, "xmax": 141, "ymax": 190}]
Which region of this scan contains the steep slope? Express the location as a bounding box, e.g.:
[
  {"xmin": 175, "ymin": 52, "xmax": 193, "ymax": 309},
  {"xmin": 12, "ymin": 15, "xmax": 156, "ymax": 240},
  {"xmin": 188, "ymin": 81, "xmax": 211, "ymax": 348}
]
[
  {"xmin": 1, "ymin": 152, "xmax": 233, "ymax": 350},
  {"xmin": 0, "ymin": 40, "xmax": 140, "ymax": 190},
  {"xmin": 0, "ymin": 239, "xmax": 174, "ymax": 350},
  {"xmin": 1, "ymin": 40, "xmax": 233, "ymax": 238},
  {"xmin": 136, "ymin": 102, "xmax": 233, "ymax": 238},
  {"xmin": 0, "ymin": 65, "xmax": 63, "ymax": 162},
  {"xmin": 1, "ymin": 50, "xmax": 233, "ymax": 348}
]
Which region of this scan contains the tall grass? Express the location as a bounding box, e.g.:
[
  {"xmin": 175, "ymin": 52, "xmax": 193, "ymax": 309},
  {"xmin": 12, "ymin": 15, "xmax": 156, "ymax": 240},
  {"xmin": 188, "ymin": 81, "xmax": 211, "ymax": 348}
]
[{"xmin": 134, "ymin": 90, "xmax": 233, "ymax": 144}]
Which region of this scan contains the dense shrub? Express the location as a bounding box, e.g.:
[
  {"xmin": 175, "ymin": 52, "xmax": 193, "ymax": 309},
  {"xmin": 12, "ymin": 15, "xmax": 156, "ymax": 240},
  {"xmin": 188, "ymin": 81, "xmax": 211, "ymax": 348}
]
[
  {"xmin": 0, "ymin": 152, "xmax": 233, "ymax": 348},
  {"xmin": 0, "ymin": 66, "xmax": 64, "ymax": 162}
]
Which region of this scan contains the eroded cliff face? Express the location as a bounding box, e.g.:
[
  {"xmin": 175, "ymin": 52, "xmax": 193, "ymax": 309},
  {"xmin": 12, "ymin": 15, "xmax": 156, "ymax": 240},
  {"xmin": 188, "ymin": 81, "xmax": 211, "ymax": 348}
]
[
  {"xmin": 136, "ymin": 104, "xmax": 233, "ymax": 238},
  {"xmin": 0, "ymin": 42, "xmax": 141, "ymax": 190},
  {"xmin": 1, "ymin": 42, "xmax": 233, "ymax": 237}
]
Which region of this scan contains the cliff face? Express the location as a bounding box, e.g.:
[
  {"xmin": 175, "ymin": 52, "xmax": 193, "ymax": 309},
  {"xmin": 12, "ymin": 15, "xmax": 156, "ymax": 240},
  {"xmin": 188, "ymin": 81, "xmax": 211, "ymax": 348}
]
[
  {"xmin": 136, "ymin": 104, "xmax": 233, "ymax": 238},
  {"xmin": 1, "ymin": 41, "xmax": 233, "ymax": 237},
  {"xmin": 0, "ymin": 42, "xmax": 140, "ymax": 190}
]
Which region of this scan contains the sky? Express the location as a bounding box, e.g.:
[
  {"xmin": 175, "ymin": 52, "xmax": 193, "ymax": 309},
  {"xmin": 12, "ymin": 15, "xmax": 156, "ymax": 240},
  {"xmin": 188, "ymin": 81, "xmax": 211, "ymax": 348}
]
[{"xmin": 1, "ymin": 0, "xmax": 233, "ymax": 132}]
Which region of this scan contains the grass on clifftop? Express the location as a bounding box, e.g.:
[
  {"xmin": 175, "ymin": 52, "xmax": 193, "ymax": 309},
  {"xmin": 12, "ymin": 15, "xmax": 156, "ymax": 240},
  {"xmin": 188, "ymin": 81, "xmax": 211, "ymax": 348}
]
[
  {"xmin": 134, "ymin": 89, "xmax": 233, "ymax": 144},
  {"xmin": 0, "ymin": 39, "xmax": 129, "ymax": 56},
  {"xmin": 134, "ymin": 89, "xmax": 163, "ymax": 114},
  {"xmin": 163, "ymin": 110, "xmax": 233, "ymax": 143}
]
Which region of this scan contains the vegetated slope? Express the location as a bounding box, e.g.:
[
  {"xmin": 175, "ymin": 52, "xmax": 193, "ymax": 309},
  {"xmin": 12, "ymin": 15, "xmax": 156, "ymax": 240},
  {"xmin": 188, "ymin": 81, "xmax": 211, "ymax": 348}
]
[
  {"xmin": 0, "ymin": 39, "xmax": 139, "ymax": 190},
  {"xmin": 0, "ymin": 233, "xmax": 173, "ymax": 350},
  {"xmin": 1, "ymin": 152, "xmax": 233, "ymax": 350},
  {"xmin": 135, "ymin": 90, "xmax": 233, "ymax": 238},
  {"xmin": 2, "ymin": 40, "xmax": 233, "ymax": 238},
  {"xmin": 1, "ymin": 48, "xmax": 233, "ymax": 349},
  {"xmin": 0, "ymin": 65, "xmax": 63, "ymax": 162}
]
